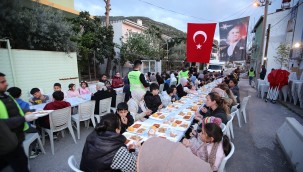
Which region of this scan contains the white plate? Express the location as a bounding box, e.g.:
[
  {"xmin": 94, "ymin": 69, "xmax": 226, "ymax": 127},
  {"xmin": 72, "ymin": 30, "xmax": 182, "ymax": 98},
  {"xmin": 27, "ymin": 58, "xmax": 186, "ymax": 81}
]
[{"xmin": 149, "ymin": 113, "xmax": 169, "ymax": 121}]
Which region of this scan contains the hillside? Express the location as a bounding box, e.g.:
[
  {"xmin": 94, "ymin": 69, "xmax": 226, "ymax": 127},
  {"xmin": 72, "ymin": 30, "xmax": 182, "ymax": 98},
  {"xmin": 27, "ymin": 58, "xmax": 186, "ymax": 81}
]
[{"xmin": 98, "ymin": 16, "xmax": 186, "ymax": 38}]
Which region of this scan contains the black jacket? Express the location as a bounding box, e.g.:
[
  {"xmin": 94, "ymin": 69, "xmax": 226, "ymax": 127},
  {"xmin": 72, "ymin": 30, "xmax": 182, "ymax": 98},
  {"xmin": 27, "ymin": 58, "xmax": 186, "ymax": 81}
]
[
  {"xmin": 144, "ymin": 91, "xmax": 162, "ymax": 113},
  {"xmin": 91, "ymin": 90, "xmax": 116, "ymax": 114},
  {"xmin": 0, "ymin": 93, "xmax": 25, "ymax": 144},
  {"xmin": 80, "ymin": 131, "xmax": 126, "ymax": 172},
  {"xmin": 200, "ymin": 106, "xmax": 228, "ymax": 124},
  {"xmin": 230, "ymin": 86, "xmax": 240, "ymax": 103},
  {"xmin": 176, "ymin": 84, "xmax": 187, "ymax": 98},
  {"xmin": 116, "ymin": 112, "xmax": 134, "ymax": 134}
]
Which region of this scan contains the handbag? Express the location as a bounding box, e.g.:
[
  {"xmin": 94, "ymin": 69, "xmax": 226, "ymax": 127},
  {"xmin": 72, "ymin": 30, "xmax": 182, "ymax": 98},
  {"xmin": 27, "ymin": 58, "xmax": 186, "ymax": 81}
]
[{"xmin": 0, "ymin": 120, "xmax": 18, "ymax": 155}]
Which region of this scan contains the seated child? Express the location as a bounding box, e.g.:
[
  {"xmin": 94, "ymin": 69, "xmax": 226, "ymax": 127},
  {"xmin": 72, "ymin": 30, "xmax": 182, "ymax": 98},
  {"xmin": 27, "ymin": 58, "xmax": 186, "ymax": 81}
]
[
  {"xmin": 115, "ymin": 102, "xmax": 134, "ymax": 134},
  {"xmin": 30, "ymin": 88, "xmax": 49, "ymax": 105},
  {"xmin": 182, "ymin": 118, "xmax": 231, "ymax": 171},
  {"xmin": 67, "ymin": 83, "xmax": 80, "ymax": 98}
]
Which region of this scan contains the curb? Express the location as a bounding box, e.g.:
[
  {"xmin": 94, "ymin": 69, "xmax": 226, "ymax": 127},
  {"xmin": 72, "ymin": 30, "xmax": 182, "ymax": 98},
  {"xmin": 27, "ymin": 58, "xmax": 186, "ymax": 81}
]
[{"xmin": 278, "ymin": 100, "xmax": 303, "ymax": 119}]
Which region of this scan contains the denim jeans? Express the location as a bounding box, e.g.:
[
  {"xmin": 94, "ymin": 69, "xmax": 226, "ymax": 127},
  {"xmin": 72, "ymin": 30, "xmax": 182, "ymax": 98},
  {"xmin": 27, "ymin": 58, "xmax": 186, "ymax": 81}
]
[{"xmin": 249, "ymin": 77, "xmax": 253, "ymax": 85}]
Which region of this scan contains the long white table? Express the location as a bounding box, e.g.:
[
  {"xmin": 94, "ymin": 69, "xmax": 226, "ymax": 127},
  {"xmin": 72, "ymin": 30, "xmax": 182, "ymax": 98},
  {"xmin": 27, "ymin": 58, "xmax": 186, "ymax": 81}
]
[
  {"xmin": 123, "ymin": 78, "xmax": 222, "ymax": 145},
  {"xmin": 30, "ymin": 94, "xmax": 91, "ymax": 110}
]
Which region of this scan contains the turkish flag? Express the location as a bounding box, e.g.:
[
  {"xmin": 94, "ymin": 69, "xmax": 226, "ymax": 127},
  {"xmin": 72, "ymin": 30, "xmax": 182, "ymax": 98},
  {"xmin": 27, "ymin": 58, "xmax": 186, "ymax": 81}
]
[{"xmin": 186, "ymin": 23, "xmax": 216, "ymax": 63}]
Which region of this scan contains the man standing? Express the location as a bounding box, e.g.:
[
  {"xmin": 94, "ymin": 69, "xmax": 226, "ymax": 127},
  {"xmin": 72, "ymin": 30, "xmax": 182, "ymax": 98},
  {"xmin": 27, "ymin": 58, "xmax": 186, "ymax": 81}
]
[
  {"xmin": 128, "ymin": 60, "xmax": 149, "ymax": 91},
  {"xmin": 248, "ymin": 67, "xmax": 256, "ymax": 86},
  {"xmin": 260, "ymin": 65, "xmax": 267, "ymax": 80},
  {"xmin": 178, "ymin": 67, "xmax": 189, "ymax": 84},
  {"xmin": 0, "ymin": 72, "xmax": 37, "ymax": 172}
]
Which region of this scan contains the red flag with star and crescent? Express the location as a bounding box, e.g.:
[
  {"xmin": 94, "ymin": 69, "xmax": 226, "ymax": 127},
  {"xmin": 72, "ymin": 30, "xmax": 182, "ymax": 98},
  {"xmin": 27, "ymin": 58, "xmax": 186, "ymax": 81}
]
[{"xmin": 186, "ymin": 23, "xmax": 216, "ymax": 63}]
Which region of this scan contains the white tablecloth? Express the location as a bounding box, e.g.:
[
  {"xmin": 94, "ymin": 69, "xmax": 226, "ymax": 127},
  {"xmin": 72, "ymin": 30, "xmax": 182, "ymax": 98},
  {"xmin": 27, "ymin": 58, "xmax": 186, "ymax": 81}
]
[
  {"xmin": 30, "ymin": 94, "xmax": 91, "ymax": 110},
  {"xmin": 123, "ymin": 79, "xmax": 220, "ymax": 144}
]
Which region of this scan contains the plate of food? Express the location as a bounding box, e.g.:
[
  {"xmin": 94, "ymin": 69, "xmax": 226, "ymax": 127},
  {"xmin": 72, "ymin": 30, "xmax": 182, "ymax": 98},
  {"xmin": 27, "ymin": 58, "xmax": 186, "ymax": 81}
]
[
  {"xmin": 126, "ymin": 122, "xmax": 143, "ymax": 133},
  {"xmin": 149, "ymin": 112, "xmax": 168, "ymax": 121},
  {"xmin": 156, "ymin": 127, "xmax": 168, "ymax": 135},
  {"xmin": 174, "ymin": 100, "xmax": 185, "ymax": 104},
  {"xmin": 123, "ymin": 132, "xmax": 147, "ymax": 143},
  {"xmin": 171, "ymin": 120, "xmax": 190, "ymax": 131},
  {"xmin": 33, "ymin": 110, "xmax": 53, "ymax": 118}
]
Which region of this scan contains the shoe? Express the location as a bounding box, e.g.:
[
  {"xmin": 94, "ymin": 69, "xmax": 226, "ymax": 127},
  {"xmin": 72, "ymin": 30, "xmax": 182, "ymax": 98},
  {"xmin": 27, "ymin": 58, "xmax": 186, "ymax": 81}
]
[{"xmin": 29, "ymin": 151, "xmax": 39, "ymax": 159}]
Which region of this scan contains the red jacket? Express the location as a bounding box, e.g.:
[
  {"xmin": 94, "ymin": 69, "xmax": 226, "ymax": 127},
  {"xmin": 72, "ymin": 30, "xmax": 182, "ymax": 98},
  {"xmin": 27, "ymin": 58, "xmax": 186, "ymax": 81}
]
[
  {"xmin": 41, "ymin": 101, "xmax": 71, "ymax": 128},
  {"xmin": 112, "ymin": 76, "xmax": 124, "ymax": 88}
]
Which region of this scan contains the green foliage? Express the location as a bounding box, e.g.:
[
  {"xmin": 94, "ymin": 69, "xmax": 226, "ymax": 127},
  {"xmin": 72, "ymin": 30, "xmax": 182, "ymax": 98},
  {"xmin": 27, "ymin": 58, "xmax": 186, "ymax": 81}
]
[
  {"xmin": 118, "ymin": 25, "xmax": 165, "ymax": 65},
  {"xmin": 274, "ymin": 43, "xmax": 290, "ymax": 69},
  {"xmin": 0, "ymin": 0, "xmax": 76, "ymax": 52},
  {"xmin": 170, "ymin": 42, "xmax": 186, "ymax": 61},
  {"xmin": 70, "ymin": 12, "xmax": 115, "ymax": 74}
]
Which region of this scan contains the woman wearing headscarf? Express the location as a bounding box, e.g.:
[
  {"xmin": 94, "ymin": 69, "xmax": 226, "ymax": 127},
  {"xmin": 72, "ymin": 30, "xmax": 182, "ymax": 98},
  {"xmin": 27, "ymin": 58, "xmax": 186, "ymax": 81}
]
[
  {"xmin": 176, "ymin": 77, "xmax": 188, "ymax": 98},
  {"xmin": 170, "ymin": 73, "xmax": 177, "ymax": 85},
  {"xmin": 149, "ymin": 73, "xmax": 158, "ymax": 84},
  {"xmin": 127, "ymin": 89, "xmax": 152, "ymax": 121}
]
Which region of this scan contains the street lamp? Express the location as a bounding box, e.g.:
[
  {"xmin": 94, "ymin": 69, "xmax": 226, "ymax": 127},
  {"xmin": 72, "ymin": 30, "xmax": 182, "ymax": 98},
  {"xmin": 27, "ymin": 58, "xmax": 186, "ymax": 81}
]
[{"xmin": 294, "ymin": 42, "xmax": 301, "ymax": 48}]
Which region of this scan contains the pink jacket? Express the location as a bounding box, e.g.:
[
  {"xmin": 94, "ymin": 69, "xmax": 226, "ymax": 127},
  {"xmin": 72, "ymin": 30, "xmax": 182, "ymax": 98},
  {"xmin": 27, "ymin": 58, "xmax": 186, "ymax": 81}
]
[
  {"xmin": 189, "ymin": 137, "xmax": 225, "ymax": 171},
  {"xmin": 79, "ymin": 87, "xmax": 91, "ymax": 95},
  {"xmin": 67, "ymin": 90, "xmax": 80, "ymax": 98}
]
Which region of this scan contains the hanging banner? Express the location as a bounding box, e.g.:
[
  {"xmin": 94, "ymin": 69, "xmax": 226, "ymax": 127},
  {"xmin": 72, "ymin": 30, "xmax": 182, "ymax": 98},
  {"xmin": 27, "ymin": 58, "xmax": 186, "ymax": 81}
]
[
  {"xmin": 186, "ymin": 23, "xmax": 216, "ymax": 63},
  {"xmin": 219, "ymin": 16, "xmax": 250, "ymax": 62}
]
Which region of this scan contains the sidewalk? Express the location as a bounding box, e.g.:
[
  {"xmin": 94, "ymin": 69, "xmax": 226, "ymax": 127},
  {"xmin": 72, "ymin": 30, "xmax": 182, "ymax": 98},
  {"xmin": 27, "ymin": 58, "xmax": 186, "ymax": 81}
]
[{"xmin": 226, "ymin": 79, "xmax": 303, "ymax": 172}]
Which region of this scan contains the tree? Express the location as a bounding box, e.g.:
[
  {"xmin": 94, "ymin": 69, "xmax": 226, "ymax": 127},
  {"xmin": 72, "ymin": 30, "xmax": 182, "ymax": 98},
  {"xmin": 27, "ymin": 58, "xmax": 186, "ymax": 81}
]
[
  {"xmin": 274, "ymin": 43, "xmax": 290, "ymax": 69},
  {"xmin": 0, "ymin": 0, "xmax": 76, "ymax": 52}
]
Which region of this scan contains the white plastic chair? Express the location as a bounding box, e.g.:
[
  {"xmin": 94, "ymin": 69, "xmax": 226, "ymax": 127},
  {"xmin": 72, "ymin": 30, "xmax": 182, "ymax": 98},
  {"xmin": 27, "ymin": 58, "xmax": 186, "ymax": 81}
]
[
  {"xmin": 68, "ymin": 155, "xmax": 83, "ymax": 172},
  {"xmin": 88, "ymin": 85, "xmax": 97, "ymax": 94},
  {"xmin": 41, "ymin": 107, "xmax": 77, "ymax": 155},
  {"xmin": 72, "ymin": 101, "xmax": 96, "ymax": 139},
  {"xmin": 23, "ymin": 133, "xmax": 46, "ymax": 157},
  {"xmin": 159, "ymin": 84, "xmax": 164, "ymax": 93},
  {"xmin": 224, "ymin": 113, "xmax": 234, "ymax": 139},
  {"xmin": 279, "ymin": 85, "xmax": 289, "ymax": 102},
  {"xmin": 240, "ymin": 95, "xmax": 251, "ymax": 124},
  {"xmin": 218, "ymin": 142, "xmax": 235, "ymax": 172},
  {"xmin": 94, "ymin": 97, "xmax": 112, "ymax": 123},
  {"xmin": 231, "ymin": 104, "xmax": 241, "ymax": 127},
  {"xmin": 111, "ymin": 93, "xmax": 125, "ymax": 112}
]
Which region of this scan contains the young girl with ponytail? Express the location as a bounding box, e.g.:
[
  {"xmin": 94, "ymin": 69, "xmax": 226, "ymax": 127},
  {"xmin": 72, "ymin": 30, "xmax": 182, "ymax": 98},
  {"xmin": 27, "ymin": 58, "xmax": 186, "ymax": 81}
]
[
  {"xmin": 183, "ymin": 122, "xmax": 231, "ymax": 171},
  {"xmin": 80, "ymin": 113, "xmax": 137, "ymax": 172}
]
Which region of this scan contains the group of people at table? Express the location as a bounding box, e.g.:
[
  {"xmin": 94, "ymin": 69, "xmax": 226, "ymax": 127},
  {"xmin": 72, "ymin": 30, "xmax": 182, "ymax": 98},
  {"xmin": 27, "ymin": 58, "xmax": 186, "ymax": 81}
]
[{"xmin": 0, "ymin": 60, "xmax": 241, "ymax": 172}]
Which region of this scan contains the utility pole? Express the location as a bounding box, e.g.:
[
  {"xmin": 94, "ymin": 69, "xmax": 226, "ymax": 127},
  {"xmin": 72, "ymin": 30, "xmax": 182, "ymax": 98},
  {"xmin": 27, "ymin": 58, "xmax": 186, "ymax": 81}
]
[
  {"xmin": 264, "ymin": 24, "xmax": 271, "ymax": 67},
  {"xmin": 256, "ymin": 0, "xmax": 269, "ymax": 78},
  {"xmin": 104, "ymin": 0, "xmax": 111, "ymax": 28}
]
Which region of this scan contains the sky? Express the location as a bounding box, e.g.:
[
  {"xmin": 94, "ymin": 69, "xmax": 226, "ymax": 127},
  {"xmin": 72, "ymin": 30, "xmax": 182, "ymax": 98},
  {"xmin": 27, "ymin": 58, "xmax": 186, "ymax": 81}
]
[{"xmin": 74, "ymin": 0, "xmax": 298, "ymax": 40}]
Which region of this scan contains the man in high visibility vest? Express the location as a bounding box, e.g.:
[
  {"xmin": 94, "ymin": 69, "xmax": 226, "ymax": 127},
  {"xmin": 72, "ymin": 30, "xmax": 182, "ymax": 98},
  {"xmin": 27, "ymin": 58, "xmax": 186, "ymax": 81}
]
[
  {"xmin": 128, "ymin": 60, "xmax": 150, "ymax": 91},
  {"xmin": 0, "ymin": 72, "xmax": 37, "ymax": 172},
  {"xmin": 247, "ymin": 67, "xmax": 256, "ymax": 86},
  {"xmin": 178, "ymin": 67, "xmax": 189, "ymax": 84}
]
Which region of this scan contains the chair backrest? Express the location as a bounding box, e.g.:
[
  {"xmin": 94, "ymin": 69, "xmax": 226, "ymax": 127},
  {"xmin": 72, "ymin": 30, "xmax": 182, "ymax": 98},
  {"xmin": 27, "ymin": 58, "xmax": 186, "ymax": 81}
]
[
  {"xmin": 218, "ymin": 142, "xmax": 235, "ymax": 172},
  {"xmin": 68, "ymin": 155, "xmax": 83, "ymax": 172},
  {"xmin": 99, "ymin": 97, "xmax": 112, "ymax": 116},
  {"xmin": 231, "ymin": 104, "xmax": 239, "ymax": 113},
  {"xmin": 49, "ymin": 107, "xmax": 72, "ymax": 132},
  {"xmin": 220, "ymin": 123, "xmax": 226, "ymax": 132},
  {"xmin": 240, "ymin": 96, "xmax": 250, "ymax": 111},
  {"xmin": 78, "ymin": 101, "xmax": 96, "ymax": 121},
  {"xmin": 89, "ymin": 85, "xmax": 97, "ymax": 94},
  {"xmin": 159, "ymin": 84, "xmax": 164, "ymax": 93},
  {"xmin": 116, "ymin": 93, "xmax": 125, "ymax": 107}
]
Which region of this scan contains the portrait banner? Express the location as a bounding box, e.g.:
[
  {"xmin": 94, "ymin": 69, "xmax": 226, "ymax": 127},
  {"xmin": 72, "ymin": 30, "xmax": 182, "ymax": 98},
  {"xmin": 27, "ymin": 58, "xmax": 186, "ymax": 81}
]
[{"xmin": 219, "ymin": 16, "xmax": 250, "ymax": 62}]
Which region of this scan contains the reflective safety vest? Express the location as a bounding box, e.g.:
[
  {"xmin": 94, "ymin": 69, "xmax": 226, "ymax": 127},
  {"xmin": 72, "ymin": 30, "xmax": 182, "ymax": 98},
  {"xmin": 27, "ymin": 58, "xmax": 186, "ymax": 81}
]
[
  {"xmin": 178, "ymin": 70, "xmax": 189, "ymax": 84},
  {"xmin": 128, "ymin": 70, "xmax": 145, "ymax": 91},
  {"xmin": 249, "ymin": 70, "xmax": 255, "ymax": 77},
  {"xmin": 0, "ymin": 96, "xmax": 29, "ymax": 131}
]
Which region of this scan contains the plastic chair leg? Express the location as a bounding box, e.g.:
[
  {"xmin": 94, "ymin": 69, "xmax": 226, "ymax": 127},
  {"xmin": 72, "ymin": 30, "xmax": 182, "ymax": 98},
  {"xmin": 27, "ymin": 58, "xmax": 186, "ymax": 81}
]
[
  {"xmin": 76, "ymin": 121, "xmax": 80, "ymax": 140},
  {"xmin": 243, "ymin": 110, "xmax": 247, "ymax": 123},
  {"xmin": 236, "ymin": 110, "xmax": 241, "ymax": 127},
  {"xmin": 37, "ymin": 136, "xmax": 46, "ymax": 154},
  {"xmin": 48, "ymin": 131, "xmax": 55, "ymax": 155},
  {"xmin": 91, "ymin": 116, "xmax": 96, "ymax": 128},
  {"xmin": 230, "ymin": 123, "xmax": 234, "ymax": 139},
  {"xmin": 68, "ymin": 125, "xmax": 77, "ymax": 144},
  {"xmin": 61, "ymin": 130, "xmax": 65, "ymax": 138}
]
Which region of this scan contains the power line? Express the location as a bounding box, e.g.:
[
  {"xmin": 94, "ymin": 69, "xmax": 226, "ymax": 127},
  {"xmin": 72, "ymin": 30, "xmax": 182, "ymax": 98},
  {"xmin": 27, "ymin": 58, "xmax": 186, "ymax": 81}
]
[
  {"xmin": 137, "ymin": 0, "xmax": 216, "ymax": 22},
  {"xmin": 220, "ymin": 2, "xmax": 255, "ymax": 21}
]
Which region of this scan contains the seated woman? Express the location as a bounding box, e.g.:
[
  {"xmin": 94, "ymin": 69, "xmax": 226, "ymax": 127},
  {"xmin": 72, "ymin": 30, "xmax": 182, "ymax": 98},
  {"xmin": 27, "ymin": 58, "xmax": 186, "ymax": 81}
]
[
  {"xmin": 177, "ymin": 78, "xmax": 188, "ymax": 98},
  {"xmin": 79, "ymin": 81, "xmax": 91, "ymax": 95},
  {"xmin": 195, "ymin": 92, "xmax": 229, "ymax": 124},
  {"xmin": 217, "ymin": 83, "xmax": 237, "ymax": 106},
  {"xmin": 80, "ymin": 113, "xmax": 137, "ymax": 172},
  {"xmin": 67, "ymin": 83, "xmax": 80, "ymax": 98},
  {"xmin": 182, "ymin": 122, "xmax": 231, "ymax": 171},
  {"xmin": 187, "ymin": 84, "xmax": 198, "ymax": 94},
  {"xmin": 127, "ymin": 89, "xmax": 152, "ymax": 121},
  {"xmin": 115, "ymin": 102, "xmax": 134, "ymax": 134}
]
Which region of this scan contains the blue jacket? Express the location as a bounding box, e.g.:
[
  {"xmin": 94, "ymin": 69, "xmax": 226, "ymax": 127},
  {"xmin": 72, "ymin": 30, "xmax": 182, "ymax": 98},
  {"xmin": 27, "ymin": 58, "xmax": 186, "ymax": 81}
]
[{"xmin": 16, "ymin": 98, "xmax": 30, "ymax": 112}]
